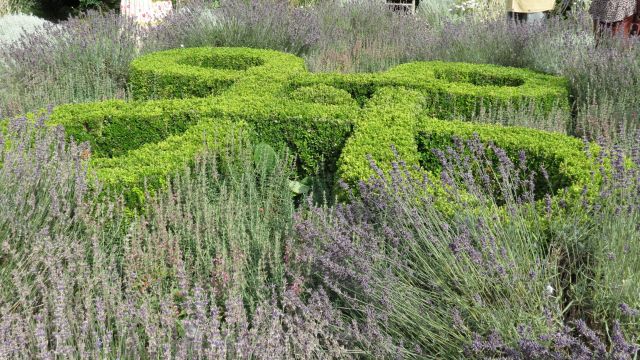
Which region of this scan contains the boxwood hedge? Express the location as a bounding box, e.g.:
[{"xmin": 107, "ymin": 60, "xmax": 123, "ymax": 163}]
[
  {"xmin": 291, "ymin": 60, "xmax": 570, "ymax": 119},
  {"xmin": 129, "ymin": 47, "xmax": 306, "ymax": 100},
  {"xmin": 93, "ymin": 119, "xmax": 248, "ymax": 207},
  {"xmin": 415, "ymin": 117, "xmax": 594, "ymax": 196},
  {"xmin": 337, "ymin": 87, "xmax": 423, "ymax": 185},
  {"xmin": 39, "ymin": 46, "xmax": 584, "ymax": 205}
]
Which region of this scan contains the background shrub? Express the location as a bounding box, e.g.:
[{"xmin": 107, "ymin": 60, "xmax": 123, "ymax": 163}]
[
  {"xmin": 0, "ymin": 0, "xmax": 36, "ymax": 16},
  {"xmin": 47, "ymin": 48, "xmax": 357, "ymax": 205},
  {"xmin": 145, "ymin": 0, "xmax": 319, "ymax": 56},
  {"xmin": 0, "ymin": 13, "xmax": 49, "ymax": 44},
  {"xmin": 0, "ymin": 10, "xmax": 143, "ymax": 118}
]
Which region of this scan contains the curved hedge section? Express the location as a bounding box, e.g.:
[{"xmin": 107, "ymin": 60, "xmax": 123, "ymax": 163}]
[
  {"xmin": 43, "ymin": 46, "xmax": 583, "ymax": 205},
  {"xmin": 129, "ymin": 47, "xmax": 307, "ymax": 100},
  {"xmin": 415, "ymin": 117, "xmax": 593, "ymax": 196},
  {"xmin": 291, "ymin": 60, "xmax": 570, "ymax": 119}
]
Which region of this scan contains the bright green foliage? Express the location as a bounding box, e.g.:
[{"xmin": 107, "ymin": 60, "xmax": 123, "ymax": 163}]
[
  {"xmin": 91, "ymin": 119, "xmax": 248, "ymax": 207},
  {"xmin": 292, "ymin": 60, "xmax": 570, "ymax": 119},
  {"xmin": 50, "ymin": 99, "xmax": 206, "ymax": 158},
  {"xmin": 50, "ymin": 97, "xmax": 356, "ymax": 175},
  {"xmin": 289, "ymin": 84, "xmax": 356, "ymax": 106},
  {"xmin": 337, "ymin": 87, "xmax": 423, "ymax": 185},
  {"xmin": 129, "ymin": 47, "xmax": 306, "ymax": 100},
  {"xmin": 415, "ymin": 117, "xmax": 594, "ymax": 195},
  {"xmin": 46, "ymin": 46, "xmax": 579, "ymax": 204}
]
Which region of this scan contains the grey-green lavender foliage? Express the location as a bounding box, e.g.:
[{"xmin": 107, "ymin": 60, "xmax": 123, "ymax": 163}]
[
  {"xmin": 0, "ymin": 115, "xmax": 353, "ymax": 358},
  {"xmin": 1, "ymin": 2, "xmax": 640, "ymax": 357},
  {"xmin": 294, "ymin": 137, "xmax": 640, "ymax": 358},
  {"xmin": 144, "ymin": 0, "xmax": 319, "ymax": 55},
  {"xmin": 0, "ymin": 13, "xmax": 49, "ymax": 44},
  {"xmin": 2, "ymin": 114, "xmax": 638, "ymax": 358},
  {"xmin": 0, "ymin": 10, "xmax": 143, "ymax": 118}
]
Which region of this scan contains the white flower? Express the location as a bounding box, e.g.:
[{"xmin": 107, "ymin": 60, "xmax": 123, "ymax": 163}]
[{"xmin": 545, "ymin": 284, "xmax": 554, "ymax": 296}]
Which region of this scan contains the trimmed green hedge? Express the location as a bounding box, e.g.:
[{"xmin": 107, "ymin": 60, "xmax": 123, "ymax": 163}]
[
  {"xmin": 335, "ymin": 87, "xmax": 591, "ymax": 198},
  {"xmin": 337, "ymin": 87, "xmax": 423, "ymax": 185},
  {"xmin": 93, "ymin": 119, "xmax": 248, "ymax": 207},
  {"xmin": 50, "ymin": 97, "xmax": 357, "ymax": 174},
  {"xmin": 39, "ymin": 46, "xmax": 581, "ymax": 205},
  {"xmin": 291, "ymin": 61, "xmax": 570, "ymax": 120},
  {"xmin": 289, "ymin": 84, "xmax": 356, "ymax": 106},
  {"xmin": 415, "ymin": 117, "xmax": 594, "ymax": 196},
  {"xmin": 129, "ymin": 47, "xmax": 306, "ymax": 100}
]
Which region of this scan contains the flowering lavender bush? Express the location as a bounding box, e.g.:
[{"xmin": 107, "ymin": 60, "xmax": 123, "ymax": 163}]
[
  {"xmin": 0, "ymin": 10, "xmax": 143, "ymax": 117},
  {"xmin": 0, "ymin": 116, "xmax": 353, "ymax": 358},
  {"xmin": 304, "ymin": 0, "xmax": 431, "ymax": 73},
  {"xmin": 145, "ymin": 0, "xmax": 319, "ymax": 56},
  {"xmin": 2, "ymin": 2, "xmax": 640, "ymax": 357},
  {"xmin": 294, "ymin": 136, "xmax": 640, "ymax": 358}
]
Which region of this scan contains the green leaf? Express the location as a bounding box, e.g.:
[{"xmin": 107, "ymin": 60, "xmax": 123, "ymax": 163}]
[{"xmin": 288, "ymin": 180, "xmax": 310, "ymax": 194}]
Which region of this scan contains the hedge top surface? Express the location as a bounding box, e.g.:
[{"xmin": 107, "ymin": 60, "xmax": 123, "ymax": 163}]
[
  {"xmin": 290, "ymin": 59, "xmax": 570, "ymax": 117},
  {"xmin": 129, "ymin": 47, "xmax": 307, "ymax": 100},
  {"xmin": 293, "ymin": 60, "xmax": 566, "ymax": 95},
  {"xmin": 388, "ymin": 61, "xmax": 569, "ymax": 110},
  {"xmin": 40, "ymin": 46, "xmax": 581, "ymax": 206},
  {"xmin": 415, "ymin": 117, "xmax": 595, "ymax": 195},
  {"xmin": 129, "ymin": 47, "xmax": 570, "ymax": 116}
]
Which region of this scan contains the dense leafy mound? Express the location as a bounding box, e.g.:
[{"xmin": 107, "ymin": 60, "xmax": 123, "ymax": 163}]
[{"xmin": 48, "ymin": 46, "xmax": 580, "ymax": 205}]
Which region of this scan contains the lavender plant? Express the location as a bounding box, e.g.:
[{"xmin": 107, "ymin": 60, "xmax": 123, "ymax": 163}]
[
  {"xmin": 0, "ymin": 116, "xmax": 352, "ymax": 358},
  {"xmin": 294, "ymin": 137, "xmax": 640, "ymax": 358},
  {"xmin": 556, "ymin": 139, "xmax": 640, "ymax": 346},
  {"xmin": 304, "ymin": 0, "xmax": 431, "ymax": 73},
  {"xmin": 0, "ymin": 10, "xmax": 143, "ymax": 118},
  {"xmin": 145, "ymin": 0, "xmax": 319, "ymax": 56},
  {"xmin": 0, "ymin": 111, "xmax": 91, "ymax": 314},
  {"xmin": 3, "ymin": 2, "xmax": 640, "ymax": 358}
]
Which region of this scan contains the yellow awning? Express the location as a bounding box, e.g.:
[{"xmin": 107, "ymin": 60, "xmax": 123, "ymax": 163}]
[{"xmin": 506, "ymin": 0, "xmax": 555, "ymax": 12}]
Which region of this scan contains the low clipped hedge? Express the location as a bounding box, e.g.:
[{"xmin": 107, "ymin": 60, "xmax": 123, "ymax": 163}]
[
  {"xmin": 39, "ymin": 46, "xmax": 583, "ymax": 206},
  {"xmin": 415, "ymin": 117, "xmax": 595, "ymax": 196},
  {"xmin": 337, "ymin": 87, "xmax": 423, "ymax": 185},
  {"xmin": 50, "ymin": 96, "xmax": 357, "ymax": 175},
  {"xmin": 335, "ymin": 87, "xmax": 593, "ymax": 199},
  {"xmin": 289, "ymin": 84, "xmax": 356, "ymax": 106},
  {"xmin": 291, "ymin": 60, "xmax": 570, "ymax": 120},
  {"xmin": 94, "ymin": 119, "xmax": 248, "ymax": 207},
  {"xmin": 129, "ymin": 47, "xmax": 306, "ymax": 100}
]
